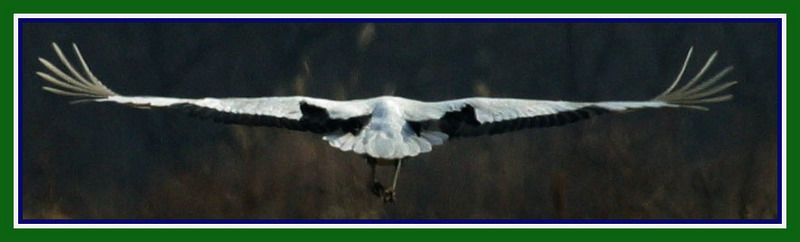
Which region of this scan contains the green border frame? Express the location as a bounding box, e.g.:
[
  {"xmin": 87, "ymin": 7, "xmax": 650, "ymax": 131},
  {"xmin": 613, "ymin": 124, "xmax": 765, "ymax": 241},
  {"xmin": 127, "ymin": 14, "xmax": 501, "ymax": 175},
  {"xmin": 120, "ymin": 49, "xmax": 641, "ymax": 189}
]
[{"xmin": 6, "ymin": 0, "xmax": 790, "ymax": 239}]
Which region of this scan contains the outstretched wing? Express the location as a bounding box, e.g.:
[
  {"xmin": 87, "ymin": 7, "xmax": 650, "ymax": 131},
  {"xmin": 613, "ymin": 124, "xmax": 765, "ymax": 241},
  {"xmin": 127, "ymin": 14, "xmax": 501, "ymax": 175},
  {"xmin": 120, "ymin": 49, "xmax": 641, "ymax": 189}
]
[
  {"xmin": 420, "ymin": 47, "xmax": 736, "ymax": 137},
  {"xmin": 37, "ymin": 43, "xmax": 371, "ymax": 134}
]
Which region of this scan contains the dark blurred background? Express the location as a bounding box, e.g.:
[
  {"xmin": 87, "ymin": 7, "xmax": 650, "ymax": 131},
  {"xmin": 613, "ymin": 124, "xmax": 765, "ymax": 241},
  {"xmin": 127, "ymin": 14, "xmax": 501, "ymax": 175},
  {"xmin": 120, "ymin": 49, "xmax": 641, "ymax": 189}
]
[{"xmin": 20, "ymin": 21, "xmax": 778, "ymax": 220}]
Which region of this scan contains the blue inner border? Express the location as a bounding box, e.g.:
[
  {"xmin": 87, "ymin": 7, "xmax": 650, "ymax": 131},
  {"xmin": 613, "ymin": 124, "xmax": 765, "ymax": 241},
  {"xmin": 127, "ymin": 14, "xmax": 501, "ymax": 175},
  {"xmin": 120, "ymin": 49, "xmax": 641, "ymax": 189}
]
[
  {"xmin": 19, "ymin": 218, "xmax": 783, "ymax": 224},
  {"xmin": 776, "ymin": 17, "xmax": 783, "ymax": 225},
  {"xmin": 19, "ymin": 18, "xmax": 778, "ymax": 23},
  {"xmin": 17, "ymin": 17, "xmax": 783, "ymax": 225}
]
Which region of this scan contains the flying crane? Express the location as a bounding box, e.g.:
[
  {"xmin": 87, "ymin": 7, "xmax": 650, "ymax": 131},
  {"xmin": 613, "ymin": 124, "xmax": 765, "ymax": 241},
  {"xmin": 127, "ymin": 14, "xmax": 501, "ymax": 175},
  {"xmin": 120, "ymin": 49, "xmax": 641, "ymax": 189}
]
[{"xmin": 38, "ymin": 43, "xmax": 735, "ymax": 202}]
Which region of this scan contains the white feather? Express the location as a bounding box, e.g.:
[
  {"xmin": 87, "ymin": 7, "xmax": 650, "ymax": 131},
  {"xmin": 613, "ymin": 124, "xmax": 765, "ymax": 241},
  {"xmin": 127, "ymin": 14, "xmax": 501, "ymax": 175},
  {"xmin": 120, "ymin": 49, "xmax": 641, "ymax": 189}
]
[{"xmin": 39, "ymin": 43, "xmax": 735, "ymax": 160}]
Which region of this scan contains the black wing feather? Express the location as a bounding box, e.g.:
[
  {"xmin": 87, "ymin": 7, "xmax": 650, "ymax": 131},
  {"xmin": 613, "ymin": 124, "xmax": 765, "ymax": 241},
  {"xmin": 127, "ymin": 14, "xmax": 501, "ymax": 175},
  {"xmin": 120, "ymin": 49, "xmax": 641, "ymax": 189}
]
[
  {"xmin": 438, "ymin": 105, "xmax": 610, "ymax": 137},
  {"xmin": 170, "ymin": 102, "xmax": 369, "ymax": 135}
]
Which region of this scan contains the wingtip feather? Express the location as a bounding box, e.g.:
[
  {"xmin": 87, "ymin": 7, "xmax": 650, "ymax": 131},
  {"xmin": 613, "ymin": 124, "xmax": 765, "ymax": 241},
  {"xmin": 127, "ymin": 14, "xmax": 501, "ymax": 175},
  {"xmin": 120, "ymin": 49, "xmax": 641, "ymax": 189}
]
[
  {"xmin": 38, "ymin": 42, "xmax": 118, "ymax": 100},
  {"xmin": 654, "ymin": 48, "xmax": 735, "ymax": 110}
]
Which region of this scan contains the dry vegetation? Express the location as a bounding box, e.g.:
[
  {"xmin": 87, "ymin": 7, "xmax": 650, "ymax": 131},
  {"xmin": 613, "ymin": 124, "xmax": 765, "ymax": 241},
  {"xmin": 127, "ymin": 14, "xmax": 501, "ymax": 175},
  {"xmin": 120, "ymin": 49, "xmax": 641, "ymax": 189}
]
[{"xmin": 21, "ymin": 22, "xmax": 779, "ymax": 220}]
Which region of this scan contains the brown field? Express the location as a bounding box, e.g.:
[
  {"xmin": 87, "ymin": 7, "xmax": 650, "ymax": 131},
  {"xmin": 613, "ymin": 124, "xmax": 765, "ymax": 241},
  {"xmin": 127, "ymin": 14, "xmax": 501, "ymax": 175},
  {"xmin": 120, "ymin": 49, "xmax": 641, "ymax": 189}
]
[{"xmin": 21, "ymin": 22, "xmax": 779, "ymax": 220}]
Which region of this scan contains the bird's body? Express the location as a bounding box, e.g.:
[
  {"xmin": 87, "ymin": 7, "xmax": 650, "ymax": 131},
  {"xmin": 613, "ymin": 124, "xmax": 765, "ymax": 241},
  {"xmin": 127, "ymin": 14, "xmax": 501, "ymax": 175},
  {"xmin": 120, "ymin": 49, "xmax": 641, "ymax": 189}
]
[{"xmin": 37, "ymin": 43, "xmax": 736, "ymax": 202}]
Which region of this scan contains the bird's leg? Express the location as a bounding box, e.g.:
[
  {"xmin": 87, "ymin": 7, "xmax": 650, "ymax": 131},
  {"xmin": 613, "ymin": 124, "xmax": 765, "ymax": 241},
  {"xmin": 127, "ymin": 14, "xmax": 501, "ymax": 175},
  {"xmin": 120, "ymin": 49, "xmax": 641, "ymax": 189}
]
[
  {"xmin": 382, "ymin": 159, "xmax": 403, "ymax": 203},
  {"xmin": 367, "ymin": 158, "xmax": 384, "ymax": 197}
]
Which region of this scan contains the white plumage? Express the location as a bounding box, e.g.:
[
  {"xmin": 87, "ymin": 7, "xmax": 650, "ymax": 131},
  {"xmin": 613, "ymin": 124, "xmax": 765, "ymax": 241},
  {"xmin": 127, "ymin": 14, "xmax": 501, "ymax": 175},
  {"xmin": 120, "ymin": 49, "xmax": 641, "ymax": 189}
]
[{"xmin": 37, "ymin": 43, "xmax": 735, "ymax": 202}]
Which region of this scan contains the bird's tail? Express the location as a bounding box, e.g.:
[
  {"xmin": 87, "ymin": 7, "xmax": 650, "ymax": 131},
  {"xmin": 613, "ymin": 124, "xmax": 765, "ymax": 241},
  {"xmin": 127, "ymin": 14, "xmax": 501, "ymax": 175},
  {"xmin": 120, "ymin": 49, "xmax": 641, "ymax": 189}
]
[
  {"xmin": 37, "ymin": 43, "xmax": 118, "ymax": 104},
  {"xmin": 652, "ymin": 47, "xmax": 737, "ymax": 111}
]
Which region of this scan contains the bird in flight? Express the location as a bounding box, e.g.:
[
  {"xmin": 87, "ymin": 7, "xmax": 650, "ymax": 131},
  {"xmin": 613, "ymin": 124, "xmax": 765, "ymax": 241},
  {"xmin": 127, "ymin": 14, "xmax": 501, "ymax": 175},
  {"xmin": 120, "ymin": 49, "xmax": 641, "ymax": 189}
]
[{"xmin": 38, "ymin": 43, "xmax": 735, "ymax": 203}]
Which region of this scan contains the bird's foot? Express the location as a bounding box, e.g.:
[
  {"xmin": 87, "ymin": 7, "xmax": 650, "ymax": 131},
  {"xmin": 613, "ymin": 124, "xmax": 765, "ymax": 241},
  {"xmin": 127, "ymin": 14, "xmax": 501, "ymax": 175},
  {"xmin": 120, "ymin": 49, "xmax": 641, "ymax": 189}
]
[
  {"xmin": 381, "ymin": 188, "xmax": 396, "ymax": 203},
  {"xmin": 370, "ymin": 181, "xmax": 396, "ymax": 203},
  {"xmin": 371, "ymin": 181, "xmax": 385, "ymax": 197}
]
